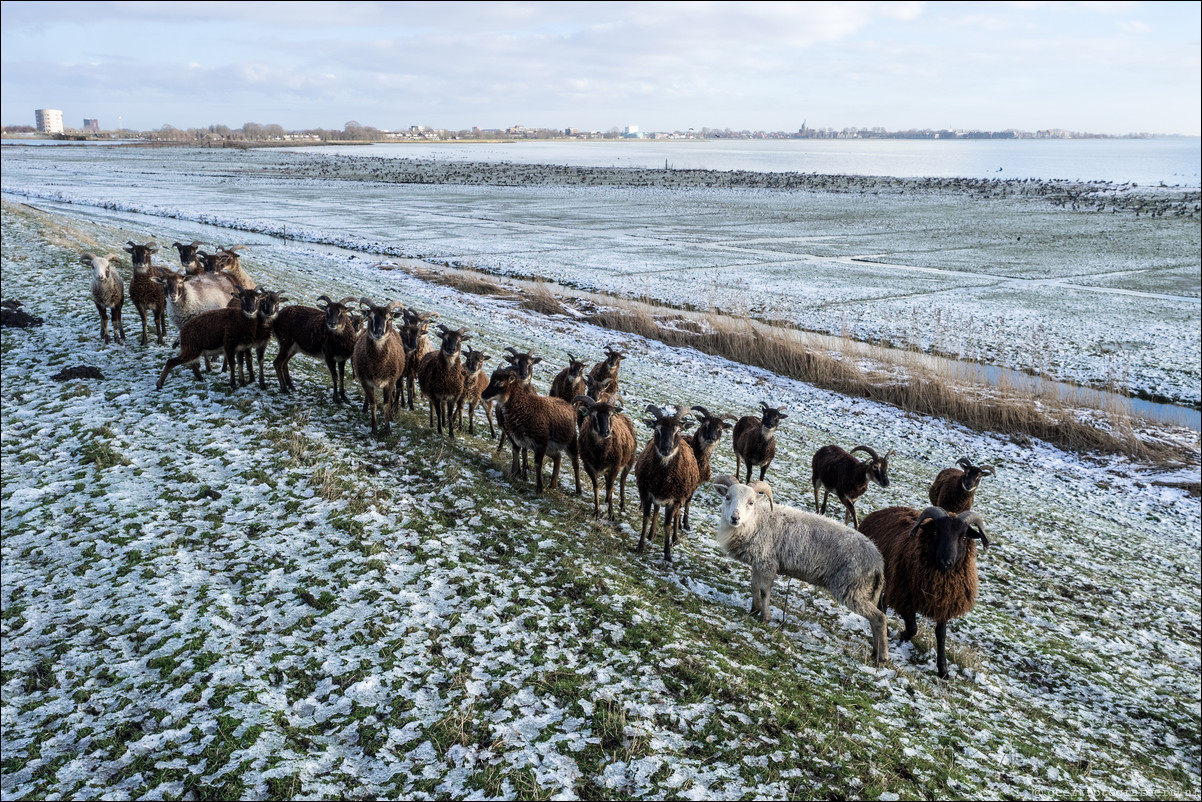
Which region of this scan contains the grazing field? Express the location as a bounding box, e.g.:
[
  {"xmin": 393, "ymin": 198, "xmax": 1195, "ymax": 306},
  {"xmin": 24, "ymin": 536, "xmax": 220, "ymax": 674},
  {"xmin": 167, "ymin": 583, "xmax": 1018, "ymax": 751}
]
[
  {"xmin": 2, "ymin": 200, "xmax": 1199, "ymax": 800},
  {"xmin": 1, "ymin": 145, "xmax": 1199, "ymax": 409}
]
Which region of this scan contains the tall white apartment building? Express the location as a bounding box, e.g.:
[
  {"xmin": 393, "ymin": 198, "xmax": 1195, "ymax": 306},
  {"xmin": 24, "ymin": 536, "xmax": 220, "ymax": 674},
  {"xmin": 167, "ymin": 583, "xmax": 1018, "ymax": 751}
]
[{"xmin": 35, "ymin": 109, "xmax": 64, "ymax": 134}]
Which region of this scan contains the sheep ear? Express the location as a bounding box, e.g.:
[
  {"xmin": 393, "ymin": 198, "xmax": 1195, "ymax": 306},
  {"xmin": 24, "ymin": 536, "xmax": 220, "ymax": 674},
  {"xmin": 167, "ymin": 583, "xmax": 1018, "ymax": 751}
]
[{"xmin": 711, "ymin": 474, "xmax": 735, "ymax": 499}]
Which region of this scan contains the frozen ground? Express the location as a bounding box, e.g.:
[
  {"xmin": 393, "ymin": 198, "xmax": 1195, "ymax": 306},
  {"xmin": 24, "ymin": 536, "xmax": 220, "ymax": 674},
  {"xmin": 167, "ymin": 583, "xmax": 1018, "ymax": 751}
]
[
  {"xmin": 1, "ymin": 201, "xmax": 1199, "ymax": 800},
  {"xmin": 1, "ymin": 145, "xmax": 1198, "ymax": 408}
]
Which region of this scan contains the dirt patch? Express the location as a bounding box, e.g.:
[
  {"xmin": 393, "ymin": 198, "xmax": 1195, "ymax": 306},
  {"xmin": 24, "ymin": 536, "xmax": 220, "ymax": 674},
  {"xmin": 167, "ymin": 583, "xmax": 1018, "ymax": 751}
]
[
  {"xmin": 51, "ymin": 366, "xmax": 106, "ymax": 382},
  {"xmin": 1, "ymin": 303, "xmax": 44, "ymax": 328}
]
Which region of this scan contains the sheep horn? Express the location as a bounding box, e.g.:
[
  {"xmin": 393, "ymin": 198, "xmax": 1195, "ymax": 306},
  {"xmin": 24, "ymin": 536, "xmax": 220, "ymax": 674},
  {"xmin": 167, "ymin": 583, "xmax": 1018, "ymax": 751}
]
[
  {"xmin": 336, "ymin": 296, "xmax": 358, "ymax": 307},
  {"xmin": 957, "ymin": 511, "xmax": 990, "ymax": 548},
  {"xmin": 386, "ymin": 299, "xmax": 405, "ymax": 312},
  {"xmin": 572, "ymin": 395, "xmax": 596, "ymax": 409},
  {"xmin": 358, "ymin": 297, "xmax": 375, "ymax": 308},
  {"xmin": 979, "ymin": 465, "xmax": 996, "ymax": 476},
  {"xmin": 910, "ymin": 506, "xmax": 949, "ymax": 537},
  {"xmin": 316, "ymin": 294, "xmax": 333, "ymax": 307},
  {"xmin": 644, "ymin": 403, "xmax": 662, "ymax": 418},
  {"xmin": 691, "ymin": 405, "xmax": 712, "ymax": 419},
  {"xmin": 851, "ymin": 445, "xmax": 880, "ymax": 462},
  {"xmin": 748, "ymin": 480, "xmax": 773, "ymax": 510},
  {"xmin": 712, "ymin": 474, "xmax": 737, "ymax": 495}
]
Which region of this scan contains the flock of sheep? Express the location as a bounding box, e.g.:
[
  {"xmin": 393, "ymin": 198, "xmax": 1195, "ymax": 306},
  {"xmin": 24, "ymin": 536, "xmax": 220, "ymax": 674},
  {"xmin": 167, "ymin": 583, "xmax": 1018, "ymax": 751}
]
[{"xmin": 82, "ymin": 239, "xmax": 998, "ymax": 679}]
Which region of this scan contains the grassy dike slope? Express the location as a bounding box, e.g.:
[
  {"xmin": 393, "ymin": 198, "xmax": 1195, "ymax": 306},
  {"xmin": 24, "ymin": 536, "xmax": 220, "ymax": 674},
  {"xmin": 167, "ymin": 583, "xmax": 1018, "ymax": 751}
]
[{"xmin": 1, "ymin": 200, "xmax": 1198, "ymax": 800}]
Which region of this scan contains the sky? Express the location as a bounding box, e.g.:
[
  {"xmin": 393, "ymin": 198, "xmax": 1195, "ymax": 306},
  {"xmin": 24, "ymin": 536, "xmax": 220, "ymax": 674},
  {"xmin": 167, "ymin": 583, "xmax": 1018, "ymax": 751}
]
[{"xmin": 1, "ymin": 1, "xmax": 1199, "ymax": 136}]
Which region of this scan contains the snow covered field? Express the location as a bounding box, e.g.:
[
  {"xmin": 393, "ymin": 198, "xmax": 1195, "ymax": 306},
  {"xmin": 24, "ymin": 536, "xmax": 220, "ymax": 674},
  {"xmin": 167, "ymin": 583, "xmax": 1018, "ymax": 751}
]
[
  {"xmin": 1, "ymin": 200, "xmax": 1199, "ymax": 800},
  {"xmin": 1, "ymin": 145, "xmax": 1198, "ymax": 409}
]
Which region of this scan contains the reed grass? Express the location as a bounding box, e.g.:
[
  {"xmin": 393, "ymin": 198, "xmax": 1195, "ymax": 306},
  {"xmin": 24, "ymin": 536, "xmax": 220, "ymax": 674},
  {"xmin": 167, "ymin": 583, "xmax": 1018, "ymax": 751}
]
[{"xmin": 410, "ymin": 265, "xmax": 1188, "ymax": 463}]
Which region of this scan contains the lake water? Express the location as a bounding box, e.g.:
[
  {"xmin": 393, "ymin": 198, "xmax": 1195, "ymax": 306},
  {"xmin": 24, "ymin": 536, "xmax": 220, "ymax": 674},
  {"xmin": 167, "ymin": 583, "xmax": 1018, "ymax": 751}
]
[{"xmin": 282, "ymin": 137, "xmax": 1202, "ymax": 187}]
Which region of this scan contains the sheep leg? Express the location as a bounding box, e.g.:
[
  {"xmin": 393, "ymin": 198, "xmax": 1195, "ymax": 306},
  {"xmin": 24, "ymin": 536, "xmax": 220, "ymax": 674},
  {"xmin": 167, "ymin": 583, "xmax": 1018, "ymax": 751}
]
[
  {"xmin": 383, "ymin": 386, "xmax": 396, "ymax": 437},
  {"xmin": 137, "ymin": 304, "xmax": 150, "ymax": 345},
  {"xmin": 838, "ymin": 494, "xmax": 857, "ymax": 528},
  {"xmin": 636, "ymin": 498, "xmax": 655, "ymax": 553},
  {"xmin": 758, "ymin": 464, "xmax": 768, "ymax": 481},
  {"xmin": 899, "ymin": 613, "xmax": 918, "ymax": 642},
  {"xmin": 681, "ymin": 493, "xmax": 693, "ymax": 532},
  {"xmin": 749, "ymin": 568, "xmax": 760, "ymax": 617},
  {"xmin": 533, "ymin": 448, "xmax": 548, "ymax": 494},
  {"xmin": 494, "ymin": 409, "xmax": 507, "ymax": 451},
  {"xmin": 95, "ymin": 302, "xmax": 110, "ymax": 343},
  {"xmin": 618, "ymin": 469, "xmax": 629, "ymax": 513},
  {"xmin": 586, "ymin": 467, "xmax": 600, "ymax": 518},
  {"xmin": 445, "ymin": 400, "xmax": 457, "ymax": 439},
  {"xmin": 364, "ymin": 386, "xmax": 378, "ymax": 434},
  {"xmin": 338, "ymin": 362, "xmax": 350, "ymax": 403},
  {"xmin": 604, "ymin": 473, "xmax": 618, "ymax": 521},
  {"xmin": 548, "ymin": 453, "xmax": 562, "ymax": 491},
  {"xmin": 154, "ymin": 309, "xmax": 167, "ymax": 344},
  {"xmin": 114, "ymin": 305, "xmax": 126, "ymax": 343},
  {"xmin": 935, "ymin": 620, "xmax": 949, "ymax": 679},
  {"xmin": 758, "ymin": 571, "xmax": 775, "ymax": 623},
  {"xmin": 485, "ymin": 405, "xmax": 495, "ymax": 438},
  {"xmin": 819, "ymin": 489, "xmax": 831, "ymax": 516},
  {"xmin": 256, "ymin": 345, "xmax": 269, "ymax": 389},
  {"xmin": 663, "ymin": 503, "xmax": 680, "ymax": 561},
  {"xmin": 812, "ymin": 477, "xmax": 821, "ymax": 511},
  {"xmin": 845, "ymin": 591, "xmax": 890, "ymax": 665}
]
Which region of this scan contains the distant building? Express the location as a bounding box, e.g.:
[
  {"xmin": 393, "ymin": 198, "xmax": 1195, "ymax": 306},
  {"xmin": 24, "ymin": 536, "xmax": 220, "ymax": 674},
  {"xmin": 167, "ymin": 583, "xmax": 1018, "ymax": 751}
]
[
  {"xmin": 35, "ymin": 109, "xmax": 64, "ymax": 134},
  {"xmin": 623, "ymin": 125, "xmax": 639, "ymax": 135},
  {"xmin": 83, "ymin": 118, "xmax": 99, "ymax": 133}
]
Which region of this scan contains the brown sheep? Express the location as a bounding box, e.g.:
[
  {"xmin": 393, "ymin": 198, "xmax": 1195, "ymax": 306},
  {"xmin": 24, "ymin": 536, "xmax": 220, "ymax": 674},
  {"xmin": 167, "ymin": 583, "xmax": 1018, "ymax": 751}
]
[
  {"xmin": 124, "ymin": 241, "xmax": 167, "ymax": 345},
  {"xmin": 573, "ymin": 394, "xmax": 637, "ymax": 521},
  {"xmin": 482, "ymin": 366, "xmax": 580, "ymax": 495},
  {"xmin": 732, "ymin": 401, "xmax": 787, "ymax": 483},
  {"xmin": 417, "ymin": 324, "xmax": 471, "ymax": 438},
  {"xmin": 928, "ymin": 457, "xmax": 996, "ymax": 514},
  {"xmin": 352, "ymin": 298, "xmax": 406, "ymax": 436},
  {"xmin": 635, "ymin": 405, "xmax": 699, "ymax": 562},
  {"xmin": 859, "ymin": 505, "xmax": 989, "ymax": 679},
  {"xmin": 811, "ymin": 444, "xmax": 894, "ymax": 530}
]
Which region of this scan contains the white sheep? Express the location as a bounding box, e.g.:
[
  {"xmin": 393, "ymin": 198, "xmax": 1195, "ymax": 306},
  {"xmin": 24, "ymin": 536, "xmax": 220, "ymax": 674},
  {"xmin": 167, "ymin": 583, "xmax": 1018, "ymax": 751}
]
[{"xmin": 711, "ymin": 475, "xmax": 889, "ymax": 664}]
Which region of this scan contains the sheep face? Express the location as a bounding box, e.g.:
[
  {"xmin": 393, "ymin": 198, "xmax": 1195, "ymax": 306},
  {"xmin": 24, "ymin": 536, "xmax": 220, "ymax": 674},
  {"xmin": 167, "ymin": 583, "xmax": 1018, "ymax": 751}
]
[
  {"xmin": 482, "ymin": 366, "xmax": 520, "ymax": 402},
  {"xmin": 172, "ymin": 241, "xmax": 201, "ymax": 266},
  {"xmin": 691, "ymin": 407, "xmax": 734, "ymax": 450},
  {"xmin": 361, "ymin": 302, "xmax": 400, "ymax": 342},
  {"xmin": 758, "ymin": 403, "xmax": 788, "ymax": 434},
  {"xmin": 956, "ymin": 459, "xmax": 995, "ymax": 494},
  {"xmin": 256, "ymin": 289, "xmax": 285, "ymax": 324},
  {"xmin": 123, "ymin": 241, "xmax": 158, "ymax": 267},
  {"xmin": 912, "ymin": 513, "xmax": 987, "ymax": 573},
  {"xmin": 463, "ymin": 348, "xmax": 489, "ymax": 375},
  {"xmin": 602, "ymin": 347, "xmax": 624, "ymax": 371},
  {"xmin": 869, "ymin": 453, "xmax": 892, "ymax": 489},
  {"xmin": 579, "ymin": 398, "xmax": 621, "ymax": 439},
  {"xmin": 503, "ymin": 348, "xmax": 541, "ymax": 384},
  {"xmin": 86, "ymin": 254, "xmax": 118, "ymax": 283},
  {"xmin": 436, "ymin": 325, "xmax": 470, "ymax": 359},
  {"xmin": 714, "ymin": 482, "xmax": 766, "ymax": 530},
  {"xmin": 234, "ymin": 287, "xmax": 261, "ymax": 318},
  {"xmin": 644, "ymin": 407, "xmax": 690, "ymax": 461},
  {"xmin": 323, "ymin": 300, "xmax": 354, "ymax": 334}
]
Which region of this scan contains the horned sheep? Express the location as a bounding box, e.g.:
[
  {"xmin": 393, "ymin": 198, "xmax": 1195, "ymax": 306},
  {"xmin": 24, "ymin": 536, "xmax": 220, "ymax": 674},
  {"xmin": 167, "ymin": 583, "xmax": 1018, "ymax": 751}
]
[
  {"xmin": 732, "ymin": 401, "xmax": 787, "ymax": 483},
  {"xmin": 272, "ymin": 295, "xmax": 360, "ymax": 402},
  {"xmin": 928, "ymin": 457, "xmax": 995, "ymax": 514},
  {"xmin": 482, "ymin": 366, "xmax": 580, "ymax": 495},
  {"xmin": 573, "ymin": 394, "xmax": 637, "ymax": 521},
  {"xmin": 811, "ymin": 444, "xmax": 894, "ymax": 530},
  {"xmin": 635, "ymin": 405, "xmax": 699, "ymax": 562},
  {"xmin": 859, "ymin": 505, "xmax": 989, "ymax": 679},
  {"xmin": 351, "ymin": 298, "xmax": 406, "ymax": 436}
]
